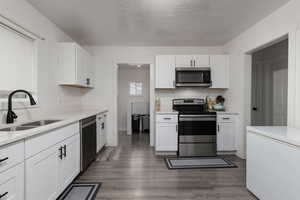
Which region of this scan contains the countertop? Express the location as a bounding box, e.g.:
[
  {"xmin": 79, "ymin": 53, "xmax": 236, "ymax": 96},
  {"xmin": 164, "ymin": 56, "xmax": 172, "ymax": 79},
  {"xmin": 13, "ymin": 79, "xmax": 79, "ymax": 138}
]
[
  {"xmin": 156, "ymin": 110, "xmax": 238, "ymax": 115},
  {"xmin": 0, "ymin": 109, "xmax": 108, "ymax": 147},
  {"xmin": 247, "ymin": 126, "xmax": 300, "ymax": 147}
]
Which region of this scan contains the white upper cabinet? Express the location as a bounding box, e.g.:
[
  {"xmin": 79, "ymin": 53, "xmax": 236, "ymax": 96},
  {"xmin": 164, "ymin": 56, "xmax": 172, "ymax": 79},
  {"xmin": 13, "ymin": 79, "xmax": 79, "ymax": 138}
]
[
  {"xmin": 175, "ymin": 55, "xmax": 210, "ymax": 67},
  {"xmin": 57, "ymin": 43, "xmax": 94, "ymax": 88},
  {"xmin": 175, "ymin": 55, "xmax": 194, "ymax": 67},
  {"xmin": 155, "ymin": 55, "xmax": 176, "ymax": 89},
  {"xmin": 210, "ymin": 55, "xmax": 229, "ymax": 89},
  {"xmin": 193, "ymin": 55, "xmax": 210, "ymax": 67}
]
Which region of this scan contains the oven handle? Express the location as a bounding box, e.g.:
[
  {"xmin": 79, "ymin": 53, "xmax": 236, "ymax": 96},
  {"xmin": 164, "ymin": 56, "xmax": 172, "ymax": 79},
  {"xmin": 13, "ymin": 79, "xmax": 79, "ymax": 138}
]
[{"xmin": 179, "ymin": 115, "xmax": 216, "ymax": 122}]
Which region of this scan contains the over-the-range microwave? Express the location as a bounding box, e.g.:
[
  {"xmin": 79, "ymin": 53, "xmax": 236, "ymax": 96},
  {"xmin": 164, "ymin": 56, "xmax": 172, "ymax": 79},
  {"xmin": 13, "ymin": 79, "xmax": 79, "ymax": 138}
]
[{"xmin": 175, "ymin": 67, "xmax": 212, "ymax": 87}]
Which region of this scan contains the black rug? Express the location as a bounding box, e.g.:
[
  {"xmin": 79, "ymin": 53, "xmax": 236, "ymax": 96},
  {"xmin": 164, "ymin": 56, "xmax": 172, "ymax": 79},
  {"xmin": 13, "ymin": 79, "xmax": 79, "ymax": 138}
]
[
  {"xmin": 165, "ymin": 157, "xmax": 237, "ymax": 169},
  {"xmin": 57, "ymin": 182, "xmax": 101, "ymax": 200}
]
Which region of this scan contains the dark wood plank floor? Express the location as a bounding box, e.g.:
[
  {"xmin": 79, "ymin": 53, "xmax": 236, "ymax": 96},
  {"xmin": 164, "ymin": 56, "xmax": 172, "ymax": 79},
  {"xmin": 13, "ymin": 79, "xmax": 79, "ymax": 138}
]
[{"xmin": 76, "ymin": 132, "xmax": 256, "ymax": 200}]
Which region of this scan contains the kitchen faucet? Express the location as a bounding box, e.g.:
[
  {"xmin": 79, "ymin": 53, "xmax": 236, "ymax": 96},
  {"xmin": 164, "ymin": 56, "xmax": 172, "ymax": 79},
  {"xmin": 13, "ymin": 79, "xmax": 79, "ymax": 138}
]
[{"xmin": 6, "ymin": 90, "xmax": 37, "ymax": 124}]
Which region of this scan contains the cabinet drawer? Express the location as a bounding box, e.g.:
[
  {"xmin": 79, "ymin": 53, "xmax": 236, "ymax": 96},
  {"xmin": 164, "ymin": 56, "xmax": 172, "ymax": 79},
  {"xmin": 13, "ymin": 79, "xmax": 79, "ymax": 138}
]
[
  {"xmin": 217, "ymin": 115, "xmax": 234, "ymax": 123},
  {"xmin": 0, "ymin": 163, "xmax": 24, "ymax": 200},
  {"xmin": 0, "ymin": 141, "xmax": 24, "ymax": 173},
  {"xmin": 25, "ymin": 123, "xmax": 79, "ymax": 159},
  {"xmin": 156, "ymin": 115, "xmax": 178, "ymax": 123}
]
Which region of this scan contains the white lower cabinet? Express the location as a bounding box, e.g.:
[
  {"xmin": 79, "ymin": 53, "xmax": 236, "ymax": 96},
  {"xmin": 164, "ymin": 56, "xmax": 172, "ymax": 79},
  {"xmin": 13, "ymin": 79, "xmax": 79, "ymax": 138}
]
[
  {"xmin": 97, "ymin": 112, "xmax": 108, "ymax": 153},
  {"xmin": 58, "ymin": 134, "xmax": 80, "ymax": 194},
  {"xmin": 25, "ymin": 143, "xmax": 61, "ymax": 200},
  {"xmin": 155, "ymin": 114, "xmax": 178, "ymax": 152},
  {"xmin": 217, "ymin": 114, "xmax": 237, "ymax": 152},
  {"xmin": 25, "ymin": 124, "xmax": 80, "ymax": 200},
  {"xmin": 0, "ymin": 163, "xmax": 24, "ymax": 200}
]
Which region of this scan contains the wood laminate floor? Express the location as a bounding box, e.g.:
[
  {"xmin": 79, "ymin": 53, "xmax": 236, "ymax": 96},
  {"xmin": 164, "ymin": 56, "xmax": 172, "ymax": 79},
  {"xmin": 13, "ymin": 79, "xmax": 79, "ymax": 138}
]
[{"xmin": 76, "ymin": 132, "xmax": 256, "ymax": 200}]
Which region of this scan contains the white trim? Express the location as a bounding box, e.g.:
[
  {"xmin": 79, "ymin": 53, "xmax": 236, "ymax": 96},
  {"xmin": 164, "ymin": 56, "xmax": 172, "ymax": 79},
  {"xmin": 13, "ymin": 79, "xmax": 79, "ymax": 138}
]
[{"xmin": 115, "ymin": 61, "xmax": 155, "ymax": 147}]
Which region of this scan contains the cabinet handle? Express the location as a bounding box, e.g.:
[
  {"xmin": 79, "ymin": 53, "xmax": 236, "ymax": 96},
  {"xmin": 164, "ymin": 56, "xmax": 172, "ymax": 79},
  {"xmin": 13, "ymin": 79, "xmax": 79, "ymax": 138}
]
[
  {"xmin": 193, "ymin": 60, "xmax": 196, "ymax": 67},
  {"xmin": 222, "ymin": 117, "xmax": 230, "ymax": 120},
  {"xmin": 163, "ymin": 118, "xmax": 172, "ymax": 120},
  {"xmin": 101, "ymin": 122, "xmax": 105, "ymax": 129},
  {"xmin": 86, "ymin": 78, "xmax": 90, "ymax": 85},
  {"xmin": 59, "ymin": 146, "xmax": 63, "ymax": 160},
  {"xmin": 190, "ymin": 60, "xmax": 193, "ymax": 67},
  {"xmin": 0, "ymin": 192, "xmax": 8, "ymax": 199},
  {"xmin": 0, "ymin": 157, "xmax": 8, "ymax": 163},
  {"xmin": 217, "ymin": 125, "xmax": 220, "ymax": 132},
  {"xmin": 63, "ymin": 145, "xmax": 67, "ymax": 158}
]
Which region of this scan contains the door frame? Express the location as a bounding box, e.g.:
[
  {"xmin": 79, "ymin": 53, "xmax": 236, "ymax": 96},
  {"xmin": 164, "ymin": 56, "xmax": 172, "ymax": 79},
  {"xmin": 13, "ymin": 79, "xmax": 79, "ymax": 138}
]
[{"xmin": 114, "ymin": 62, "xmax": 155, "ymax": 147}]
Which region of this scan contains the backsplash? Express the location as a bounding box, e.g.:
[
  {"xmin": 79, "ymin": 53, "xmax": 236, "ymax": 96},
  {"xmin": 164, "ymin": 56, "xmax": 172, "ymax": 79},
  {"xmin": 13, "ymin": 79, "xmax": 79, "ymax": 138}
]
[{"xmin": 155, "ymin": 88, "xmax": 226, "ymax": 111}]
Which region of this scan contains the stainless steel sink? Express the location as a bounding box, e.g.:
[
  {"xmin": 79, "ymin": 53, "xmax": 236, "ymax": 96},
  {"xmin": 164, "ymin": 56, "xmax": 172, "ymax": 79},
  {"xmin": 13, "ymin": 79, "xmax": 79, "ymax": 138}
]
[
  {"xmin": 0, "ymin": 119, "xmax": 62, "ymax": 132},
  {"xmin": 20, "ymin": 120, "xmax": 61, "ymax": 127}
]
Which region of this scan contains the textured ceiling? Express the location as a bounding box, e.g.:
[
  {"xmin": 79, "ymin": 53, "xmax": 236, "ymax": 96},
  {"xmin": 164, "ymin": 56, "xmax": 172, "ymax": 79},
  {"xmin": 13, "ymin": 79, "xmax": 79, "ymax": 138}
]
[{"xmin": 27, "ymin": 0, "xmax": 290, "ymax": 46}]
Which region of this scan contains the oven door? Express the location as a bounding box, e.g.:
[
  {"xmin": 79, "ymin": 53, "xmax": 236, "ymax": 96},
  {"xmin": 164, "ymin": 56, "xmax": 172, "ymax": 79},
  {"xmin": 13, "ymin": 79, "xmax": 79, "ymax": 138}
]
[
  {"xmin": 176, "ymin": 68, "xmax": 211, "ymax": 87},
  {"xmin": 178, "ymin": 114, "xmax": 217, "ymax": 157}
]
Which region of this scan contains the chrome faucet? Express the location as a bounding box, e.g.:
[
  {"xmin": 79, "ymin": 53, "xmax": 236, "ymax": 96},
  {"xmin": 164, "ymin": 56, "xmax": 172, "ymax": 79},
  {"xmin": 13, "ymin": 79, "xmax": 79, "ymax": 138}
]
[{"xmin": 6, "ymin": 90, "xmax": 37, "ymax": 124}]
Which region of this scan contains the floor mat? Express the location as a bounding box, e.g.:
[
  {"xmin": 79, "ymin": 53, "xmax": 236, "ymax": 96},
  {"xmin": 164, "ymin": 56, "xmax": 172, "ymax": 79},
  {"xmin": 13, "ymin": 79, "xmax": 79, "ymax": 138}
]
[
  {"xmin": 165, "ymin": 157, "xmax": 237, "ymax": 169},
  {"xmin": 57, "ymin": 183, "xmax": 101, "ymax": 200}
]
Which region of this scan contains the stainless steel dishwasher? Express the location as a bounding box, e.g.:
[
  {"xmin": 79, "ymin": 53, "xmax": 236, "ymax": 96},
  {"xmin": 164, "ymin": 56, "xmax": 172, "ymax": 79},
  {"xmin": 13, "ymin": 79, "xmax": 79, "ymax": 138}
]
[{"xmin": 80, "ymin": 115, "xmax": 97, "ymax": 172}]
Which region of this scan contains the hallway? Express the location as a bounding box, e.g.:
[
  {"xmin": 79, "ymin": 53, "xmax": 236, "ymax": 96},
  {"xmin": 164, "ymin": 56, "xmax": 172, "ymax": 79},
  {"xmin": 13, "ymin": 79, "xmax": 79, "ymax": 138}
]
[{"xmin": 76, "ymin": 133, "xmax": 255, "ymax": 200}]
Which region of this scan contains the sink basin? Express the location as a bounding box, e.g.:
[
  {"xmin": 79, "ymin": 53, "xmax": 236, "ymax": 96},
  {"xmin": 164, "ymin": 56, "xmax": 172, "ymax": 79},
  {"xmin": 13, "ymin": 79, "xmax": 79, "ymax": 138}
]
[
  {"xmin": 0, "ymin": 126, "xmax": 37, "ymax": 132},
  {"xmin": 0, "ymin": 119, "xmax": 62, "ymax": 132},
  {"xmin": 20, "ymin": 120, "xmax": 61, "ymax": 127}
]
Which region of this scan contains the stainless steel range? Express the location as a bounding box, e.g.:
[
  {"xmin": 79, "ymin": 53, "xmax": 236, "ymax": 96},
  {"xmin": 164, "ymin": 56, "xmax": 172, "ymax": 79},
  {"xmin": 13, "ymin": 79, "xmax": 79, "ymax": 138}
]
[{"xmin": 173, "ymin": 98, "xmax": 217, "ymax": 157}]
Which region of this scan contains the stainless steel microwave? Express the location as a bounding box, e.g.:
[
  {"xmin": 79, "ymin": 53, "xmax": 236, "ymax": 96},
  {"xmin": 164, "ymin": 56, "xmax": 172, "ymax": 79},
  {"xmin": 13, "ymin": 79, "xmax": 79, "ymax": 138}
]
[{"xmin": 175, "ymin": 67, "xmax": 212, "ymax": 87}]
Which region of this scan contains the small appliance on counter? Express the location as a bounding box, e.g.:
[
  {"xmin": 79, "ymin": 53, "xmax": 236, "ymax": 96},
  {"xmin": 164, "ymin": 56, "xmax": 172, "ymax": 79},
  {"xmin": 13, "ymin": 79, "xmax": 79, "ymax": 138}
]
[{"xmin": 213, "ymin": 96, "xmax": 225, "ymax": 111}]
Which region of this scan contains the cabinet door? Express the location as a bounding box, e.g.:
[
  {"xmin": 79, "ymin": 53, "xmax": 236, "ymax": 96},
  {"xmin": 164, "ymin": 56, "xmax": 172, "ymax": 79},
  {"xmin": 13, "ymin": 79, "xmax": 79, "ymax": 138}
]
[
  {"xmin": 75, "ymin": 46, "xmax": 87, "ymax": 86},
  {"xmin": 193, "ymin": 55, "xmax": 210, "ymax": 67},
  {"xmin": 58, "ymin": 134, "xmax": 80, "ymax": 193},
  {"xmin": 155, "ymin": 123, "xmax": 178, "ymax": 151},
  {"xmin": 175, "ymin": 55, "xmax": 194, "ymax": 67},
  {"xmin": 0, "ymin": 163, "xmax": 24, "ymax": 200},
  {"xmin": 85, "ymin": 53, "xmax": 94, "ymax": 87},
  {"xmin": 155, "ymin": 55, "xmax": 176, "ymax": 89},
  {"xmin": 210, "ymin": 55, "xmax": 229, "ymax": 88},
  {"xmin": 26, "ymin": 144, "xmax": 60, "ymax": 200},
  {"xmin": 217, "ymin": 123, "xmax": 235, "ymax": 151}
]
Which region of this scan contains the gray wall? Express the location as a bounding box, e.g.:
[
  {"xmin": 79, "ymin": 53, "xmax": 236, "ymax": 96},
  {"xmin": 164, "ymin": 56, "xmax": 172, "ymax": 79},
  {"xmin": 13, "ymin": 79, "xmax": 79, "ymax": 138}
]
[{"xmin": 251, "ymin": 39, "xmax": 288, "ymax": 126}]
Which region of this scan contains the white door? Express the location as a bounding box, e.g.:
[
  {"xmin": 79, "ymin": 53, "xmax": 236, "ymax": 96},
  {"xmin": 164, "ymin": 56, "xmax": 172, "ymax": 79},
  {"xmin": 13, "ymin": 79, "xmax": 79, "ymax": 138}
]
[
  {"xmin": 26, "ymin": 144, "xmax": 60, "ymax": 200},
  {"xmin": 0, "ymin": 163, "xmax": 24, "ymax": 200},
  {"xmin": 155, "ymin": 123, "xmax": 178, "ymax": 151},
  {"xmin": 210, "ymin": 55, "xmax": 229, "ymax": 88},
  {"xmin": 86, "ymin": 53, "xmax": 94, "ymax": 87},
  {"xmin": 175, "ymin": 55, "xmax": 194, "ymax": 67},
  {"xmin": 193, "ymin": 55, "xmax": 210, "ymax": 67},
  {"xmin": 58, "ymin": 134, "xmax": 80, "ymax": 193},
  {"xmin": 217, "ymin": 123, "xmax": 235, "ymax": 151},
  {"xmin": 155, "ymin": 55, "xmax": 176, "ymax": 89},
  {"xmin": 76, "ymin": 46, "xmax": 87, "ymax": 86}
]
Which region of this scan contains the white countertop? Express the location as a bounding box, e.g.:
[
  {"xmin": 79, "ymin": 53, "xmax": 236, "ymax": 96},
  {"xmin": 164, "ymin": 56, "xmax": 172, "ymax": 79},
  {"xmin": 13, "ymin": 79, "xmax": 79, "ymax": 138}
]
[
  {"xmin": 0, "ymin": 109, "xmax": 108, "ymax": 147},
  {"xmin": 156, "ymin": 110, "xmax": 178, "ymax": 115},
  {"xmin": 247, "ymin": 126, "xmax": 300, "ymax": 147}
]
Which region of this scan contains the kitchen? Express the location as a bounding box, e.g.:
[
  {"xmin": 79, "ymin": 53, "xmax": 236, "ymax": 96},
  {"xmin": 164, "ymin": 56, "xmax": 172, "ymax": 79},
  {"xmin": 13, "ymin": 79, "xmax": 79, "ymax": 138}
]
[{"xmin": 0, "ymin": 0, "xmax": 300, "ymax": 199}]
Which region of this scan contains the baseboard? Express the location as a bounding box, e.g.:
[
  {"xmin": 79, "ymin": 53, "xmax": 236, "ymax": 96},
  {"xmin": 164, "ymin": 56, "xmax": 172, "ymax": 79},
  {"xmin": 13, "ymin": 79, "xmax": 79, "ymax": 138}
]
[
  {"xmin": 217, "ymin": 151, "xmax": 237, "ymax": 155},
  {"xmin": 155, "ymin": 151, "xmax": 177, "ymax": 156}
]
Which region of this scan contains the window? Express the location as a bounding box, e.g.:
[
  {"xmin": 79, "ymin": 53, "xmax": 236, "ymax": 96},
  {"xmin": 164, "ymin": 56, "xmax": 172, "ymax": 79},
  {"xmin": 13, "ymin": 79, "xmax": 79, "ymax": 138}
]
[{"xmin": 130, "ymin": 82, "xmax": 143, "ymax": 96}]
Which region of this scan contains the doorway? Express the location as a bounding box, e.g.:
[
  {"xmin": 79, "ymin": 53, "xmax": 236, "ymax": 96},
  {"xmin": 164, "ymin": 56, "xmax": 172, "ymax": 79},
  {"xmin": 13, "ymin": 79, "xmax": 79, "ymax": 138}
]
[
  {"xmin": 251, "ymin": 39, "xmax": 288, "ymax": 126},
  {"xmin": 117, "ymin": 63, "xmax": 150, "ymax": 146}
]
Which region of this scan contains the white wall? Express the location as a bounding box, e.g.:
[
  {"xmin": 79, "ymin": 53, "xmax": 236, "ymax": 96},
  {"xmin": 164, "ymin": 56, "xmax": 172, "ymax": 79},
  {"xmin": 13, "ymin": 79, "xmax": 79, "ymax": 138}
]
[
  {"xmin": 82, "ymin": 46, "xmax": 223, "ymax": 146},
  {"xmin": 223, "ymin": 0, "xmax": 300, "ymax": 158},
  {"xmin": 118, "ymin": 67, "xmax": 150, "ymax": 131},
  {"xmin": 0, "ymin": 0, "xmax": 84, "ymax": 124}
]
